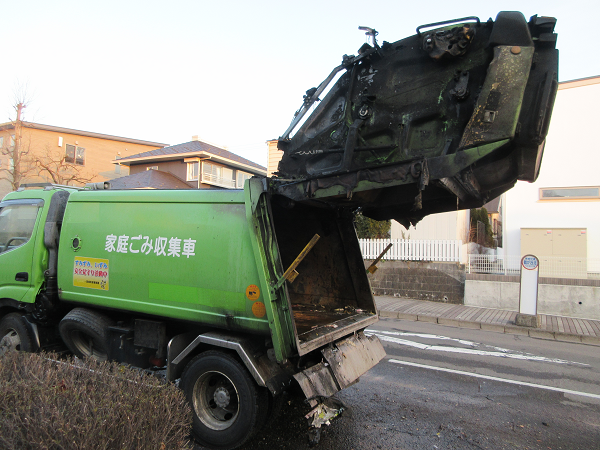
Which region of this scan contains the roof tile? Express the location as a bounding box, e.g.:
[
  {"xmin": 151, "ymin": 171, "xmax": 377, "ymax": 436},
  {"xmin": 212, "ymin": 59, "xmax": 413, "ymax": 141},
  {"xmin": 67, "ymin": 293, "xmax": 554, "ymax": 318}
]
[{"xmin": 118, "ymin": 140, "xmax": 266, "ymax": 171}]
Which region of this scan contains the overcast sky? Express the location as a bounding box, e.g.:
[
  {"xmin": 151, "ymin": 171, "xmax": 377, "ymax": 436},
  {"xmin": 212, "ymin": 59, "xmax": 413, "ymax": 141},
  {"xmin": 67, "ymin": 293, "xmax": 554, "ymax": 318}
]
[{"xmin": 1, "ymin": 0, "xmax": 597, "ymax": 167}]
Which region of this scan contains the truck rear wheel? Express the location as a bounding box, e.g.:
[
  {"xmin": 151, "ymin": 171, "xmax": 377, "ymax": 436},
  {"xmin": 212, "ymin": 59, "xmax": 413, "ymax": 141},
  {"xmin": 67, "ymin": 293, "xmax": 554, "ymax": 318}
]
[
  {"xmin": 0, "ymin": 313, "xmax": 35, "ymax": 354},
  {"xmin": 181, "ymin": 350, "xmax": 269, "ymax": 449},
  {"xmin": 59, "ymin": 308, "xmax": 114, "ymax": 362}
]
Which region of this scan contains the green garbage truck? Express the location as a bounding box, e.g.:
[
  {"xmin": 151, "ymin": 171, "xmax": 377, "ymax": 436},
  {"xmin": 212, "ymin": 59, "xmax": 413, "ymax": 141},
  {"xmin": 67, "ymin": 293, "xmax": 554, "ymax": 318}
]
[
  {"xmin": 0, "ymin": 179, "xmax": 385, "ymax": 448},
  {"xmin": 0, "ymin": 11, "xmax": 558, "ymax": 450}
]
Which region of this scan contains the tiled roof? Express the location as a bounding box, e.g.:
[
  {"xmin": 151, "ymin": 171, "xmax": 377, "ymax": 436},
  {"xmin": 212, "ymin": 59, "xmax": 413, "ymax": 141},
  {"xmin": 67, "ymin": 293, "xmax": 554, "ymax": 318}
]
[
  {"xmin": 116, "ymin": 140, "xmax": 266, "ymax": 172},
  {"xmin": 108, "ymin": 170, "xmax": 192, "ymax": 190},
  {"xmin": 0, "ymin": 121, "xmax": 167, "ymax": 147}
]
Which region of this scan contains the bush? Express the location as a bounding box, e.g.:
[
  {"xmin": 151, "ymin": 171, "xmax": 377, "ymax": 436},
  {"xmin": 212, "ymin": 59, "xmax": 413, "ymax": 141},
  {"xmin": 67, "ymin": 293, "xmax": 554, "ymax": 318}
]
[
  {"xmin": 0, "ymin": 351, "xmax": 192, "ymax": 450},
  {"xmin": 354, "ymin": 212, "xmax": 391, "ymax": 239}
]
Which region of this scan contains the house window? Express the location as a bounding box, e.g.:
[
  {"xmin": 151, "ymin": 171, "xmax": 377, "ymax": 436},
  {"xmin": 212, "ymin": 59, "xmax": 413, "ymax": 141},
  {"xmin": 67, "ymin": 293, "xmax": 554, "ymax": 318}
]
[
  {"xmin": 201, "ymin": 161, "xmax": 235, "ymax": 188},
  {"xmin": 0, "ymin": 137, "xmax": 4, "ymax": 147},
  {"xmin": 10, "ymin": 135, "xmax": 15, "ymax": 148},
  {"xmin": 236, "ymin": 170, "xmax": 253, "ymax": 188},
  {"xmin": 539, "ymin": 186, "xmax": 600, "ymax": 200},
  {"xmin": 146, "ymin": 166, "xmax": 158, "ymax": 171},
  {"xmin": 65, "ymin": 144, "xmax": 85, "ymax": 165},
  {"xmin": 187, "ymin": 161, "xmax": 199, "ymax": 181}
]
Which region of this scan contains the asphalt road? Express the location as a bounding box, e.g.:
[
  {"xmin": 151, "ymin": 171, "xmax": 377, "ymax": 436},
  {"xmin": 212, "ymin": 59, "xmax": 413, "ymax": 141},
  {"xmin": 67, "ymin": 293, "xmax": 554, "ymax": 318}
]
[{"xmin": 202, "ymin": 319, "xmax": 600, "ymax": 450}]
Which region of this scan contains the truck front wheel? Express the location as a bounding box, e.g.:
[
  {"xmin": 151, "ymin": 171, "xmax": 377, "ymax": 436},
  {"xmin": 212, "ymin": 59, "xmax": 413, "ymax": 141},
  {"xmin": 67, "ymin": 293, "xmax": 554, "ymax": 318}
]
[
  {"xmin": 0, "ymin": 313, "xmax": 35, "ymax": 355},
  {"xmin": 59, "ymin": 308, "xmax": 114, "ymax": 362},
  {"xmin": 181, "ymin": 350, "xmax": 269, "ymax": 449}
]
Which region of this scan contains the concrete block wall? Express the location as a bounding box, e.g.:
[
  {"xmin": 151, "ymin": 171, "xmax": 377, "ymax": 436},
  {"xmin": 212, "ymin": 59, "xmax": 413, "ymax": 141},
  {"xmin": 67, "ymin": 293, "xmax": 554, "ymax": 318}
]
[
  {"xmin": 465, "ymin": 280, "xmax": 600, "ymax": 320},
  {"xmin": 366, "ymin": 260, "xmax": 465, "ymax": 304}
]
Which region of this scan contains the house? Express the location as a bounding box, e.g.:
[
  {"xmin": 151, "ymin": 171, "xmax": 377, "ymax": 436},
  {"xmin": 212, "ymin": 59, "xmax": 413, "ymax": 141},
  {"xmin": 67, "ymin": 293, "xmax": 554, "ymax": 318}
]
[
  {"xmin": 503, "ymin": 75, "xmax": 600, "ymax": 275},
  {"xmin": 463, "ymin": 76, "xmax": 600, "ymax": 319},
  {"xmin": 0, "ymin": 120, "xmax": 167, "ymax": 198},
  {"xmin": 114, "ymin": 136, "xmax": 267, "ymax": 189},
  {"xmin": 483, "ymin": 196, "xmax": 503, "ymax": 248}
]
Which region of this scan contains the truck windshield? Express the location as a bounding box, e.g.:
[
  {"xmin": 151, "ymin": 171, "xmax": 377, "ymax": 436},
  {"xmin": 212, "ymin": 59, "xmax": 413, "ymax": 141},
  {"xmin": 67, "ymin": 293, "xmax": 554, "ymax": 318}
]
[{"xmin": 0, "ymin": 202, "xmax": 41, "ymax": 254}]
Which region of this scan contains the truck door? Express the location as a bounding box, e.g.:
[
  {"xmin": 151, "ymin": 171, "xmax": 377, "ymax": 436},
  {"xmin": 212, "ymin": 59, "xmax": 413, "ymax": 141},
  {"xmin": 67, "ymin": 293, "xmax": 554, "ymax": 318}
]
[{"xmin": 0, "ymin": 199, "xmax": 44, "ymax": 302}]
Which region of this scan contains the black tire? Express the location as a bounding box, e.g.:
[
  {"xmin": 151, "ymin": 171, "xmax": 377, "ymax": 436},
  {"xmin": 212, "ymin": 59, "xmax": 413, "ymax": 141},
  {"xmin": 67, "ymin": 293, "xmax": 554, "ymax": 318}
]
[
  {"xmin": 0, "ymin": 313, "xmax": 35, "ymax": 354},
  {"xmin": 59, "ymin": 308, "xmax": 114, "ymax": 362},
  {"xmin": 181, "ymin": 350, "xmax": 269, "ymax": 449}
]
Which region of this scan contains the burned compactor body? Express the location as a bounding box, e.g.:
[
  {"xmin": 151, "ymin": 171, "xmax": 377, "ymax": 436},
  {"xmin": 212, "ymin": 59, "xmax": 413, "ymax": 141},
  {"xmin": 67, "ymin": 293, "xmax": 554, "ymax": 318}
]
[{"xmin": 274, "ymin": 12, "xmax": 558, "ymax": 228}]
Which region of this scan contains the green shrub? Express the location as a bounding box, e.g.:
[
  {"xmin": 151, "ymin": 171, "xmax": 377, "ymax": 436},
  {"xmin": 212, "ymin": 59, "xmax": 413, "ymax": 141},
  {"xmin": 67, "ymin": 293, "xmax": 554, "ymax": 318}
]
[
  {"xmin": 0, "ymin": 351, "xmax": 192, "ymax": 450},
  {"xmin": 354, "ymin": 212, "xmax": 391, "ymax": 239}
]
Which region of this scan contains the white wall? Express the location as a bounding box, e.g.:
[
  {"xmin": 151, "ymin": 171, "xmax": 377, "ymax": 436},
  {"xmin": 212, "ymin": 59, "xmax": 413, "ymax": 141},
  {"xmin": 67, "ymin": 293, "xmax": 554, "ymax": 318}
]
[
  {"xmin": 391, "ymin": 210, "xmax": 469, "ymax": 241},
  {"xmin": 504, "ymin": 78, "xmax": 600, "ymax": 259}
]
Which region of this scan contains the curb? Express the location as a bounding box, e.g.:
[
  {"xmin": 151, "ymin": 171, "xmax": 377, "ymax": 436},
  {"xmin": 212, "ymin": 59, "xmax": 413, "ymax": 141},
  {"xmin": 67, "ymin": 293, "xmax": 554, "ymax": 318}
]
[{"xmin": 378, "ymin": 310, "xmax": 600, "ymax": 346}]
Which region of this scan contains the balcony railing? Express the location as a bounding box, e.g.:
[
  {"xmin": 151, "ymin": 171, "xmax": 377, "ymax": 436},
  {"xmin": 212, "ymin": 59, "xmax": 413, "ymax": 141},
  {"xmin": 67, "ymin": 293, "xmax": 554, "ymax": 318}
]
[{"xmin": 201, "ymin": 173, "xmax": 236, "ymax": 188}]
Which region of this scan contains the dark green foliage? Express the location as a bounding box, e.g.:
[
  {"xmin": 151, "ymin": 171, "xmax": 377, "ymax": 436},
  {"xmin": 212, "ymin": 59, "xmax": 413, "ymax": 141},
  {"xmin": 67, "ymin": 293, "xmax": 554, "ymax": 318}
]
[
  {"xmin": 0, "ymin": 351, "xmax": 192, "ymax": 450},
  {"xmin": 469, "ymin": 207, "xmax": 494, "ymax": 247},
  {"xmin": 354, "ymin": 212, "xmax": 391, "ymax": 239}
]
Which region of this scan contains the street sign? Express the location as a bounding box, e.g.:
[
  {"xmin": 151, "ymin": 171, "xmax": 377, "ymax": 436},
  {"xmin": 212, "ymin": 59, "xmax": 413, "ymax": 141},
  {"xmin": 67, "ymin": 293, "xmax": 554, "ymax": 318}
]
[{"xmin": 519, "ymin": 254, "xmax": 539, "ymax": 315}]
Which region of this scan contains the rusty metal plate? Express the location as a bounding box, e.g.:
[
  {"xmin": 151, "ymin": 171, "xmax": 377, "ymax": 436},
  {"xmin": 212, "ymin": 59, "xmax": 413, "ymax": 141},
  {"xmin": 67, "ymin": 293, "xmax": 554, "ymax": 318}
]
[{"xmin": 321, "ymin": 332, "xmax": 385, "ymax": 389}]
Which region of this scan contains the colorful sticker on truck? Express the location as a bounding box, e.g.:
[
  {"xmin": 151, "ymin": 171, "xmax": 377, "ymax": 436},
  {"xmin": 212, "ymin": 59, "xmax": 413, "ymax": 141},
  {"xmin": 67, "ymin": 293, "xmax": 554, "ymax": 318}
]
[
  {"xmin": 246, "ymin": 284, "xmax": 260, "ymax": 301},
  {"xmin": 104, "ymin": 234, "xmax": 196, "ymax": 258},
  {"xmin": 73, "ymin": 257, "xmax": 109, "ymax": 290}
]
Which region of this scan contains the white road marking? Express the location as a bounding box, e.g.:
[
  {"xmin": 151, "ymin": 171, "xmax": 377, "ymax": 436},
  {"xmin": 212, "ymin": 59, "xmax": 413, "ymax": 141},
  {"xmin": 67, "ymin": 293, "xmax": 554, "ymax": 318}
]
[
  {"xmin": 367, "ymin": 331, "xmax": 588, "ymax": 366},
  {"xmin": 388, "ymin": 359, "xmax": 600, "ymax": 400}
]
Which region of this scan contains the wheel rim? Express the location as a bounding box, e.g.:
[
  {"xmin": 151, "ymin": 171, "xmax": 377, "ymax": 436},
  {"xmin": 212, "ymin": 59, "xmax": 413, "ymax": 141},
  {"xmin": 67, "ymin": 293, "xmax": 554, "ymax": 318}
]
[
  {"xmin": 192, "ymin": 370, "xmax": 240, "ymax": 430},
  {"xmin": 69, "ymin": 330, "xmax": 108, "ymax": 361},
  {"xmin": 0, "ymin": 328, "xmax": 21, "ymax": 352}
]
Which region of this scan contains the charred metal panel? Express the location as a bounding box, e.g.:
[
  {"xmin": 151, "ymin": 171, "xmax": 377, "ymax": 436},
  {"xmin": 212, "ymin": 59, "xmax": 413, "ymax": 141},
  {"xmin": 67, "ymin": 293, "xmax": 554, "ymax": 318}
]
[
  {"xmin": 273, "ymin": 12, "xmax": 558, "ymax": 224},
  {"xmin": 294, "ymin": 331, "xmax": 385, "ymax": 406},
  {"xmin": 321, "ymin": 332, "xmax": 385, "ymax": 389},
  {"xmin": 293, "ymin": 362, "xmax": 339, "ymax": 407},
  {"xmin": 458, "ymin": 45, "xmax": 534, "ymax": 149}
]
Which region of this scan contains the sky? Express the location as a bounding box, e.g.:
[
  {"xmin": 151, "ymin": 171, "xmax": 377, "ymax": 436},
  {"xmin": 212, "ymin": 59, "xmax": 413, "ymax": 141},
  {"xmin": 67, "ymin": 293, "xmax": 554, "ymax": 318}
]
[{"xmin": 1, "ymin": 0, "xmax": 598, "ymax": 168}]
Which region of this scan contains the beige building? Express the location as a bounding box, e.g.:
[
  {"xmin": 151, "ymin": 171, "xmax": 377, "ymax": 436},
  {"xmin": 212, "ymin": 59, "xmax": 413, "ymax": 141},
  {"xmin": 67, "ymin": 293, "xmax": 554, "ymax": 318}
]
[
  {"xmin": 0, "ymin": 120, "xmax": 167, "ymax": 198},
  {"xmin": 267, "ymin": 139, "xmax": 282, "ymax": 176}
]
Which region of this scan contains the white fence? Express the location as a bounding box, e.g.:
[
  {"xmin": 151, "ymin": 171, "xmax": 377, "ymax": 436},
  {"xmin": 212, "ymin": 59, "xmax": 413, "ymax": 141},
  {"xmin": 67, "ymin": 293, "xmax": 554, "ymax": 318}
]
[
  {"xmin": 359, "ymin": 239, "xmax": 462, "ymax": 262},
  {"xmin": 467, "ymin": 254, "xmax": 600, "ymax": 279}
]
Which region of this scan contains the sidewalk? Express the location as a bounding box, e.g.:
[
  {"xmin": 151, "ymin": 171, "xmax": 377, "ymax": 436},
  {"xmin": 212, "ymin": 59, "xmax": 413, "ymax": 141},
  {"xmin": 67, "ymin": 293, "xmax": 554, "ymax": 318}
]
[{"xmin": 375, "ymin": 296, "xmax": 600, "ymax": 346}]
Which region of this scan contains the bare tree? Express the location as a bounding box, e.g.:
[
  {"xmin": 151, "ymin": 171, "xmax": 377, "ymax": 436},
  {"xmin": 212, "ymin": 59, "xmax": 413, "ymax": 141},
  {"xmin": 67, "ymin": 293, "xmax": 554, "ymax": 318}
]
[
  {"xmin": 35, "ymin": 144, "xmax": 96, "ymax": 186},
  {"xmin": 1, "ymin": 87, "xmax": 96, "ymax": 190},
  {"xmin": 0, "ymin": 98, "xmax": 35, "ymax": 191}
]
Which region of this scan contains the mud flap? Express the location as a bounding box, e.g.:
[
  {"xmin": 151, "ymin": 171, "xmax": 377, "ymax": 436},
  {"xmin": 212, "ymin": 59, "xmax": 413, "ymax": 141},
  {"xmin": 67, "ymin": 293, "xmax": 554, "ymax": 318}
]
[{"xmin": 293, "ymin": 331, "xmax": 385, "ymax": 407}]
